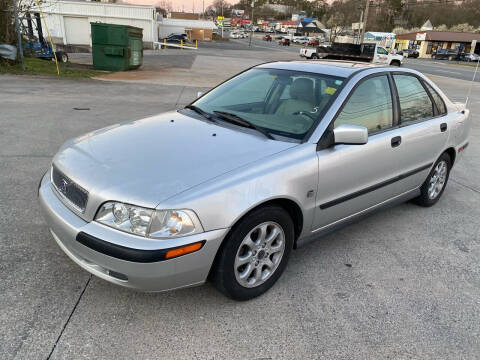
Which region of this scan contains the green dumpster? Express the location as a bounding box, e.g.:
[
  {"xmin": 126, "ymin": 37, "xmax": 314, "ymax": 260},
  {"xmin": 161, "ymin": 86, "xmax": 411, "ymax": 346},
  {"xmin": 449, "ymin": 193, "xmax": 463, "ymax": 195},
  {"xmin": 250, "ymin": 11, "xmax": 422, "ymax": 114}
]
[{"xmin": 91, "ymin": 23, "xmax": 143, "ymax": 71}]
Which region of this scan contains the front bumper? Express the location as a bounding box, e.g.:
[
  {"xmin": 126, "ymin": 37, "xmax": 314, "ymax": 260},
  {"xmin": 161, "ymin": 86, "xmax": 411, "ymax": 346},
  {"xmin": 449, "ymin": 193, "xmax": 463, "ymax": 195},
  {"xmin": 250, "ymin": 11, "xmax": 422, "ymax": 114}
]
[{"xmin": 38, "ymin": 172, "xmax": 228, "ymax": 292}]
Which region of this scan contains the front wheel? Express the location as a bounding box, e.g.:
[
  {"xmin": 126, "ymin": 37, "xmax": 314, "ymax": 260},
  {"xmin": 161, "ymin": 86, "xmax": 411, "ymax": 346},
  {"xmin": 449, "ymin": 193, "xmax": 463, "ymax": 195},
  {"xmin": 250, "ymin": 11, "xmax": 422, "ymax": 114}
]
[
  {"xmin": 413, "ymin": 153, "xmax": 451, "ymax": 207},
  {"xmin": 211, "ymin": 206, "xmax": 294, "ymax": 300},
  {"xmin": 311, "ymin": 53, "xmax": 319, "ymax": 59}
]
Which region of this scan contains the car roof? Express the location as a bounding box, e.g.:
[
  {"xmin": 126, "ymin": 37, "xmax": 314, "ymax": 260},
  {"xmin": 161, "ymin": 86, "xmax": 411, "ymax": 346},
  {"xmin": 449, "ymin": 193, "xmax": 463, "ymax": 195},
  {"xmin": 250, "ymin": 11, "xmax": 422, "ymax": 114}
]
[{"xmin": 256, "ymin": 60, "xmax": 384, "ymax": 78}]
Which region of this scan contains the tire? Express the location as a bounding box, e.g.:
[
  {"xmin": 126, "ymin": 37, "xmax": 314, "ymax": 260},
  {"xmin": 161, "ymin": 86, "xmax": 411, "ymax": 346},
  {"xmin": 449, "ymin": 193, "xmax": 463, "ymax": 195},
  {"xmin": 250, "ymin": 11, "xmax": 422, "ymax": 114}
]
[
  {"xmin": 311, "ymin": 53, "xmax": 319, "ymax": 59},
  {"xmin": 390, "ymin": 60, "xmax": 401, "ymax": 67},
  {"xmin": 55, "ymin": 52, "xmax": 68, "ymax": 63},
  {"xmin": 211, "ymin": 205, "xmax": 294, "ymax": 301},
  {"xmin": 413, "ymin": 152, "xmax": 452, "ymax": 207}
]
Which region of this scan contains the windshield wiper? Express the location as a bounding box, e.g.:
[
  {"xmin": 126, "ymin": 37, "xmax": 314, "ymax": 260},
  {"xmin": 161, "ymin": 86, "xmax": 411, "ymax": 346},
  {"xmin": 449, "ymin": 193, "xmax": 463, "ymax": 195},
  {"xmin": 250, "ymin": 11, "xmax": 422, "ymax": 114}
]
[
  {"xmin": 184, "ymin": 105, "xmax": 215, "ymax": 121},
  {"xmin": 213, "ymin": 111, "xmax": 274, "ymax": 140}
]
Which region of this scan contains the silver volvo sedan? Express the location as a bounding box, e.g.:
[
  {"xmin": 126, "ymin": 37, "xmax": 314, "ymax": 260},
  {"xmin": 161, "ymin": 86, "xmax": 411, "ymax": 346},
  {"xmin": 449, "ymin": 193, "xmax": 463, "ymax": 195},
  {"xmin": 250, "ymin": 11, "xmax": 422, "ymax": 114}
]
[{"xmin": 39, "ymin": 61, "xmax": 471, "ymax": 300}]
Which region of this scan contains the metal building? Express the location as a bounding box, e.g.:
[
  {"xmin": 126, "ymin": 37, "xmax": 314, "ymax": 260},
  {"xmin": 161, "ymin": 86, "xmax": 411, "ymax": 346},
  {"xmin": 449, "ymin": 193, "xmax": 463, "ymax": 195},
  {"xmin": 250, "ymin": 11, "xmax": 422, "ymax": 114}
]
[{"xmin": 33, "ymin": 1, "xmax": 158, "ymax": 49}]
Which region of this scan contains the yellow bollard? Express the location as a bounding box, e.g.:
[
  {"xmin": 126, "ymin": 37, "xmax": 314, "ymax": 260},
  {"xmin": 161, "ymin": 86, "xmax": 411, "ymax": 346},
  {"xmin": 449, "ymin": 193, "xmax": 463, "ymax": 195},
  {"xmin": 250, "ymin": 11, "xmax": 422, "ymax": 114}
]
[
  {"xmin": 196, "ymin": 40, "xmax": 198, "ymax": 49},
  {"xmin": 163, "ymin": 38, "xmax": 166, "ymax": 50},
  {"xmin": 180, "ymin": 40, "xmax": 183, "ymax": 49}
]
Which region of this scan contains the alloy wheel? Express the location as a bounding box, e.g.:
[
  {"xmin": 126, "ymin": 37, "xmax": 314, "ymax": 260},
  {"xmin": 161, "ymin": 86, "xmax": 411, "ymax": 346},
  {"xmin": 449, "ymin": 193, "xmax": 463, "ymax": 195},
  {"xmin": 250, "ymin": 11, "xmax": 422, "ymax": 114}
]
[
  {"xmin": 234, "ymin": 222, "xmax": 285, "ymax": 288},
  {"xmin": 428, "ymin": 160, "xmax": 448, "ymax": 199}
]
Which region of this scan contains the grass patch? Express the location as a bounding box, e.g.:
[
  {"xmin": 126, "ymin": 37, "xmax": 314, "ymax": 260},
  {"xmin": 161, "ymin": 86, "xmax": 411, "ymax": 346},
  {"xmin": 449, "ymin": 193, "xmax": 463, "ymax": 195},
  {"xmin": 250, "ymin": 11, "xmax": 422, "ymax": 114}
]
[{"xmin": 0, "ymin": 56, "xmax": 108, "ymax": 78}]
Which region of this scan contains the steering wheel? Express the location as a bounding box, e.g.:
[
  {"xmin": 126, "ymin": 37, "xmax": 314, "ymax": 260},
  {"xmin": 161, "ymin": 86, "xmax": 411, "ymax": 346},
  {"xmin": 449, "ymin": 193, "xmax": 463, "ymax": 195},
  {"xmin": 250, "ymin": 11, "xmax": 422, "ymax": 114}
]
[{"xmin": 293, "ymin": 111, "xmax": 317, "ymax": 121}]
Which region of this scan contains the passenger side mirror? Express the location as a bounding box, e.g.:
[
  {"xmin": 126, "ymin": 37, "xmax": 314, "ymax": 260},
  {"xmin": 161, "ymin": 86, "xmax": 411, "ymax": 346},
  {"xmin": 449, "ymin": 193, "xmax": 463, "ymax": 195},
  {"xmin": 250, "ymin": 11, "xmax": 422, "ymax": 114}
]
[
  {"xmin": 197, "ymin": 91, "xmax": 203, "ymax": 98},
  {"xmin": 333, "ymin": 124, "xmax": 368, "ymax": 145}
]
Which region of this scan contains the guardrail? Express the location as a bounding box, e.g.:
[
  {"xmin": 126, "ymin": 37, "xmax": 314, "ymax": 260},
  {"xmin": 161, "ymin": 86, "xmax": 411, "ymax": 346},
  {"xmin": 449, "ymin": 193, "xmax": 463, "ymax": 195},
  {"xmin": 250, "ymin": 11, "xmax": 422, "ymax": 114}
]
[{"xmin": 153, "ymin": 40, "xmax": 198, "ymax": 50}]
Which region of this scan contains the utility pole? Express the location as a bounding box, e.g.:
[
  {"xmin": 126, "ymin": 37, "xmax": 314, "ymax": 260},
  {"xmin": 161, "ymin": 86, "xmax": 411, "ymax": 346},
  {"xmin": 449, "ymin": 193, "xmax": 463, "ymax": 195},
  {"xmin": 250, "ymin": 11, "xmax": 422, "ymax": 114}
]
[
  {"xmin": 360, "ymin": 0, "xmax": 370, "ymax": 44},
  {"xmin": 13, "ymin": 0, "xmax": 25, "ymax": 70},
  {"xmin": 221, "ymin": 1, "xmax": 224, "ymax": 39},
  {"xmin": 357, "ymin": 10, "xmax": 363, "ymax": 44},
  {"xmin": 248, "ymin": 0, "xmax": 254, "ymax": 47},
  {"xmin": 202, "ymin": 0, "xmax": 204, "ymax": 18}
]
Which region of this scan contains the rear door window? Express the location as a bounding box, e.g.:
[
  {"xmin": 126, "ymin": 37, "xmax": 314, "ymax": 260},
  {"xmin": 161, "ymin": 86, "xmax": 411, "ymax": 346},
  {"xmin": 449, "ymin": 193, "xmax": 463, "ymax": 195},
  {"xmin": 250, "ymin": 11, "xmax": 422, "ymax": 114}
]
[{"xmin": 393, "ymin": 74, "xmax": 434, "ymax": 123}]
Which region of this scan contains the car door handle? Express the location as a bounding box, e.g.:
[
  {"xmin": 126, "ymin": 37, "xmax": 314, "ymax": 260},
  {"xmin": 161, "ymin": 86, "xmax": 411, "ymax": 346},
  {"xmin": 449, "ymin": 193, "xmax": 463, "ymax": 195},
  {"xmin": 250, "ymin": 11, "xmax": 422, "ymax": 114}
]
[
  {"xmin": 391, "ymin": 136, "xmax": 402, "ymax": 148},
  {"xmin": 440, "ymin": 123, "xmax": 447, "ymax": 132}
]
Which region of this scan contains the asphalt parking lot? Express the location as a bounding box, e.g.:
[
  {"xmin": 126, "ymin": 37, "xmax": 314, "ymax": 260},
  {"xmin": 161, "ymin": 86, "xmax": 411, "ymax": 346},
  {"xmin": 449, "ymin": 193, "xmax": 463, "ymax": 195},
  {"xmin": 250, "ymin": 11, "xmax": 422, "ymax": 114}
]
[{"xmin": 1, "ymin": 43, "xmax": 479, "ymax": 359}]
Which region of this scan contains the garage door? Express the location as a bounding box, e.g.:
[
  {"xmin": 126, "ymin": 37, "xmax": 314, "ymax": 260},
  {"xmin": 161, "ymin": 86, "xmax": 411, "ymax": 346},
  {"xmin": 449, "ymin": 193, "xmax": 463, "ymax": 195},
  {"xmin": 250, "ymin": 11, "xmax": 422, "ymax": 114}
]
[{"xmin": 64, "ymin": 17, "xmax": 90, "ymax": 45}]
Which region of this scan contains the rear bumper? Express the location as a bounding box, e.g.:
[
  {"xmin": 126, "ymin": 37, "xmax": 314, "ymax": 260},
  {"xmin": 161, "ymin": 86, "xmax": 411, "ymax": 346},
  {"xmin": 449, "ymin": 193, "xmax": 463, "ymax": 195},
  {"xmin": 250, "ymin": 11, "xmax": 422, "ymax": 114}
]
[{"xmin": 38, "ymin": 172, "xmax": 228, "ymax": 292}]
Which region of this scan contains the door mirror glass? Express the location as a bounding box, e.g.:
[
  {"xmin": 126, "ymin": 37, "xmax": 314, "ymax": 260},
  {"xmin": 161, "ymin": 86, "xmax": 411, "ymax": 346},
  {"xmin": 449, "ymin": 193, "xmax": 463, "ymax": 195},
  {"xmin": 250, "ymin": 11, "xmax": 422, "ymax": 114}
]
[
  {"xmin": 334, "ymin": 124, "xmax": 368, "ymax": 145},
  {"xmin": 197, "ymin": 91, "xmax": 203, "ymax": 98}
]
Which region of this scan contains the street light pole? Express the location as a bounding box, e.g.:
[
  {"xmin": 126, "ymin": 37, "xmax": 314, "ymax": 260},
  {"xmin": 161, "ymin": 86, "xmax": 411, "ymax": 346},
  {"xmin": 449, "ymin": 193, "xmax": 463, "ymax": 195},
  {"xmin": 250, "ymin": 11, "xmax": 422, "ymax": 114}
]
[
  {"xmin": 221, "ymin": 1, "xmax": 224, "ymax": 38},
  {"xmin": 12, "ymin": 0, "xmax": 25, "ymax": 70},
  {"xmin": 248, "ymin": 0, "xmax": 254, "ymax": 47},
  {"xmin": 360, "ymin": 0, "xmax": 370, "ymax": 44}
]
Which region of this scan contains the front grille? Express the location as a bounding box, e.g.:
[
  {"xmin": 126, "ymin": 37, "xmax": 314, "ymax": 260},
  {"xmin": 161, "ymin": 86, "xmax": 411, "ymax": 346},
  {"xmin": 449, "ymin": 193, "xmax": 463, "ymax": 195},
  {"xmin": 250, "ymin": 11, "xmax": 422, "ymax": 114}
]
[{"xmin": 51, "ymin": 165, "xmax": 88, "ymax": 212}]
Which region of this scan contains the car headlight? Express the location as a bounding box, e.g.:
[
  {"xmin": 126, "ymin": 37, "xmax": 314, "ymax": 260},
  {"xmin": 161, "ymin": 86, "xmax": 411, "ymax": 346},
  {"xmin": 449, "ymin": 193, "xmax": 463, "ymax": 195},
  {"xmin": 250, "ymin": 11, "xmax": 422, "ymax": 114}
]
[{"xmin": 95, "ymin": 202, "xmax": 203, "ymax": 238}]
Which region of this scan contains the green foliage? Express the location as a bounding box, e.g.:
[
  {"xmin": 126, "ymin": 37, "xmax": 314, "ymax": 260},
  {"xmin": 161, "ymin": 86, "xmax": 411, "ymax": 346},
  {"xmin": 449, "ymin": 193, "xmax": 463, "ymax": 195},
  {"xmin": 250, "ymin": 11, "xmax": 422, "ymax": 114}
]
[{"xmin": 0, "ymin": 56, "xmax": 107, "ymax": 77}]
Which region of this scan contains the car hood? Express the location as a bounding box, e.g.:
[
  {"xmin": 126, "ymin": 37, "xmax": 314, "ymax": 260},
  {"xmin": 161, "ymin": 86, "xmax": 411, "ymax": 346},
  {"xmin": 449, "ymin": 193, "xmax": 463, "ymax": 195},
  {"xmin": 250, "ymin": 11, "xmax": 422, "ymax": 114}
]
[{"xmin": 53, "ymin": 111, "xmax": 296, "ymax": 219}]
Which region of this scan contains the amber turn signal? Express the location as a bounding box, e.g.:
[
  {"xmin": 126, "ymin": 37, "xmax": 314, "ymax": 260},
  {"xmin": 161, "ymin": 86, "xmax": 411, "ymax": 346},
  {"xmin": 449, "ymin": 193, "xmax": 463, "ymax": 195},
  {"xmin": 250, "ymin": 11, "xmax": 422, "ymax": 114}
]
[{"xmin": 165, "ymin": 241, "xmax": 205, "ymax": 259}]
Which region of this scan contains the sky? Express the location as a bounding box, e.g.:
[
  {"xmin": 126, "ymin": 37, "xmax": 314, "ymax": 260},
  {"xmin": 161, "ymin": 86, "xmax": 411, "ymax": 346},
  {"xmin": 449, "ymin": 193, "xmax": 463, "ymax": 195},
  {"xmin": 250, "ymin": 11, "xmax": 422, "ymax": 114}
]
[{"xmin": 125, "ymin": 0, "xmax": 236, "ymax": 14}]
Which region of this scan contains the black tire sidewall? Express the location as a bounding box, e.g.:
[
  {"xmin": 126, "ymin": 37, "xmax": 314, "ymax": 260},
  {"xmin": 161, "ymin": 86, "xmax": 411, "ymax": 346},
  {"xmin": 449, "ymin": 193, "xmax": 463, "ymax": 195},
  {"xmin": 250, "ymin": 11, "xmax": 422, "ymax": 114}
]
[
  {"xmin": 213, "ymin": 206, "xmax": 294, "ymax": 301},
  {"xmin": 415, "ymin": 153, "xmax": 452, "ymax": 207}
]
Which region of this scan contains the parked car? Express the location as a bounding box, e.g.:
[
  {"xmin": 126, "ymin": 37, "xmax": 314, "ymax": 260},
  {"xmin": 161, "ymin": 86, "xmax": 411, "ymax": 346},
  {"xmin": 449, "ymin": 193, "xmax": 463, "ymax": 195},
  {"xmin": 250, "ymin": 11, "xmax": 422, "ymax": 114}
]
[
  {"xmin": 279, "ymin": 38, "xmax": 290, "ymax": 46},
  {"xmin": 39, "ymin": 62, "xmax": 471, "ymax": 300},
  {"xmin": 460, "ymin": 52, "xmax": 480, "ymax": 62},
  {"xmin": 431, "ymin": 49, "xmax": 460, "ymax": 60},
  {"xmin": 293, "ymin": 36, "xmax": 309, "ymax": 44},
  {"xmin": 400, "ymin": 49, "xmax": 419, "ymax": 58},
  {"xmin": 307, "ymin": 39, "xmax": 319, "ymax": 47},
  {"xmin": 263, "ymin": 35, "xmax": 272, "ymax": 41},
  {"xmin": 163, "ymin": 33, "xmax": 188, "ymax": 44}
]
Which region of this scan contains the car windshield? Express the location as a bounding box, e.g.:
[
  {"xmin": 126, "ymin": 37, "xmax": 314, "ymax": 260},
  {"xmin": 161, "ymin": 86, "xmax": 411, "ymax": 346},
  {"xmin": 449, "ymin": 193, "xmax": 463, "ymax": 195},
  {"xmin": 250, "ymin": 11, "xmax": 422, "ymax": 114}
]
[{"xmin": 190, "ymin": 68, "xmax": 345, "ymax": 140}]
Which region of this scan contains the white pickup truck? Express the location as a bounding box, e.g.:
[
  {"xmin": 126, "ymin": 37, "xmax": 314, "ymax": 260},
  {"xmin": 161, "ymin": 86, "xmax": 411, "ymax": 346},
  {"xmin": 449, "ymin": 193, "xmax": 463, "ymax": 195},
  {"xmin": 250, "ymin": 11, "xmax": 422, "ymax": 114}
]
[{"xmin": 300, "ymin": 42, "xmax": 404, "ymax": 66}]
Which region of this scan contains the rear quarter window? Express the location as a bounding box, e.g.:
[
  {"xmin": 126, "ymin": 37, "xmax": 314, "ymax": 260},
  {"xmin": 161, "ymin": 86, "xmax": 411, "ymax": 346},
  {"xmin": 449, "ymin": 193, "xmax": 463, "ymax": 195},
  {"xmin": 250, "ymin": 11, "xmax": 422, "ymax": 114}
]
[{"xmin": 424, "ymin": 82, "xmax": 447, "ymax": 115}]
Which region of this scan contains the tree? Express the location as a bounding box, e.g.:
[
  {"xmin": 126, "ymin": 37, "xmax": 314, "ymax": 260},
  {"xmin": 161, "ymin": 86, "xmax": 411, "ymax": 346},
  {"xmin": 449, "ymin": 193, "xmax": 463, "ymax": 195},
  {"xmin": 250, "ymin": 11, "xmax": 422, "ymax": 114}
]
[
  {"xmin": 323, "ymin": 0, "xmax": 358, "ymax": 42},
  {"xmin": 450, "ymin": 23, "xmax": 475, "ymax": 32},
  {"xmin": 0, "ymin": 0, "xmax": 16, "ymax": 45}
]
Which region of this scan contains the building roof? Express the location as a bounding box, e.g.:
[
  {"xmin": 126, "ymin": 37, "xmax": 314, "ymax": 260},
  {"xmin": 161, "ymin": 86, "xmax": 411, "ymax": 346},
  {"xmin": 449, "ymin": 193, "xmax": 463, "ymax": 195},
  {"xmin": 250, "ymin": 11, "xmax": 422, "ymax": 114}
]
[
  {"xmin": 365, "ymin": 32, "xmax": 395, "ymax": 38},
  {"xmin": 396, "ymin": 31, "xmax": 480, "ymax": 42},
  {"xmin": 282, "ymin": 20, "xmax": 300, "ymax": 26},
  {"xmin": 159, "ymin": 18, "xmax": 218, "ymax": 30},
  {"xmin": 421, "ymin": 20, "xmax": 433, "ymax": 30}
]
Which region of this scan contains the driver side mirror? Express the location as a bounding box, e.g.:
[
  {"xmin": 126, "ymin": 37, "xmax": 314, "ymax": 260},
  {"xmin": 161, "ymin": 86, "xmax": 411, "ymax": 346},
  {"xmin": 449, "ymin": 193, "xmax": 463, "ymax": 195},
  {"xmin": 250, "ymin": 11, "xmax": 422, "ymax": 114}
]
[{"xmin": 333, "ymin": 124, "xmax": 368, "ymax": 145}]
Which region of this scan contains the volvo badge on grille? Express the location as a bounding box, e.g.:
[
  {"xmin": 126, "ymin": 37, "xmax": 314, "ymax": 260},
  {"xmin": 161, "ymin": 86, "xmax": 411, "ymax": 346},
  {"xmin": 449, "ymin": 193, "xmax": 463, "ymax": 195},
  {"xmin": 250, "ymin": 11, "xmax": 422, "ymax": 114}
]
[{"xmin": 59, "ymin": 178, "xmax": 68, "ymax": 194}]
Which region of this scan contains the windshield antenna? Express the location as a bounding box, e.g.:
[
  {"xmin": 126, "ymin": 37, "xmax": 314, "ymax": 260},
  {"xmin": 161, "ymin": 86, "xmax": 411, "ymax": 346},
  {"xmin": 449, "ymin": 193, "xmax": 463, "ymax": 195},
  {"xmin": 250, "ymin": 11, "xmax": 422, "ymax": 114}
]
[{"xmin": 465, "ymin": 56, "xmax": 480, "ymax": 107}]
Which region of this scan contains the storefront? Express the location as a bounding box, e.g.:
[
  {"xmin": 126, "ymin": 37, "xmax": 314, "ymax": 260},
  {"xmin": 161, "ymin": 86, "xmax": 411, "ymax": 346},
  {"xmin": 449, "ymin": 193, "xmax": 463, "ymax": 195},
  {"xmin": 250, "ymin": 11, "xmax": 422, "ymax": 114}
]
[{"xmin": 394, "ymin": 31, "xmax": 480, "ymax": 58}]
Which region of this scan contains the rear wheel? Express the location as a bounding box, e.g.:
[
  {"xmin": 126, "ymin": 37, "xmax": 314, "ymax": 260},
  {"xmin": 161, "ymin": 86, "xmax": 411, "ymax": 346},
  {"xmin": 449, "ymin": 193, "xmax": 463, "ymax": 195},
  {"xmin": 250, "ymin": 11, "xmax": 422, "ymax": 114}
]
[
  {"xmin": 413, "ymin": 152, "xmax": 451, "ymax": 207},
  {"xmin": 311, "ymin": 53, "xmax": 319, "ymax": 59},
  {"xmin": 211, "ymin": 206, "xmax": 294, "ymax": 300}
]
